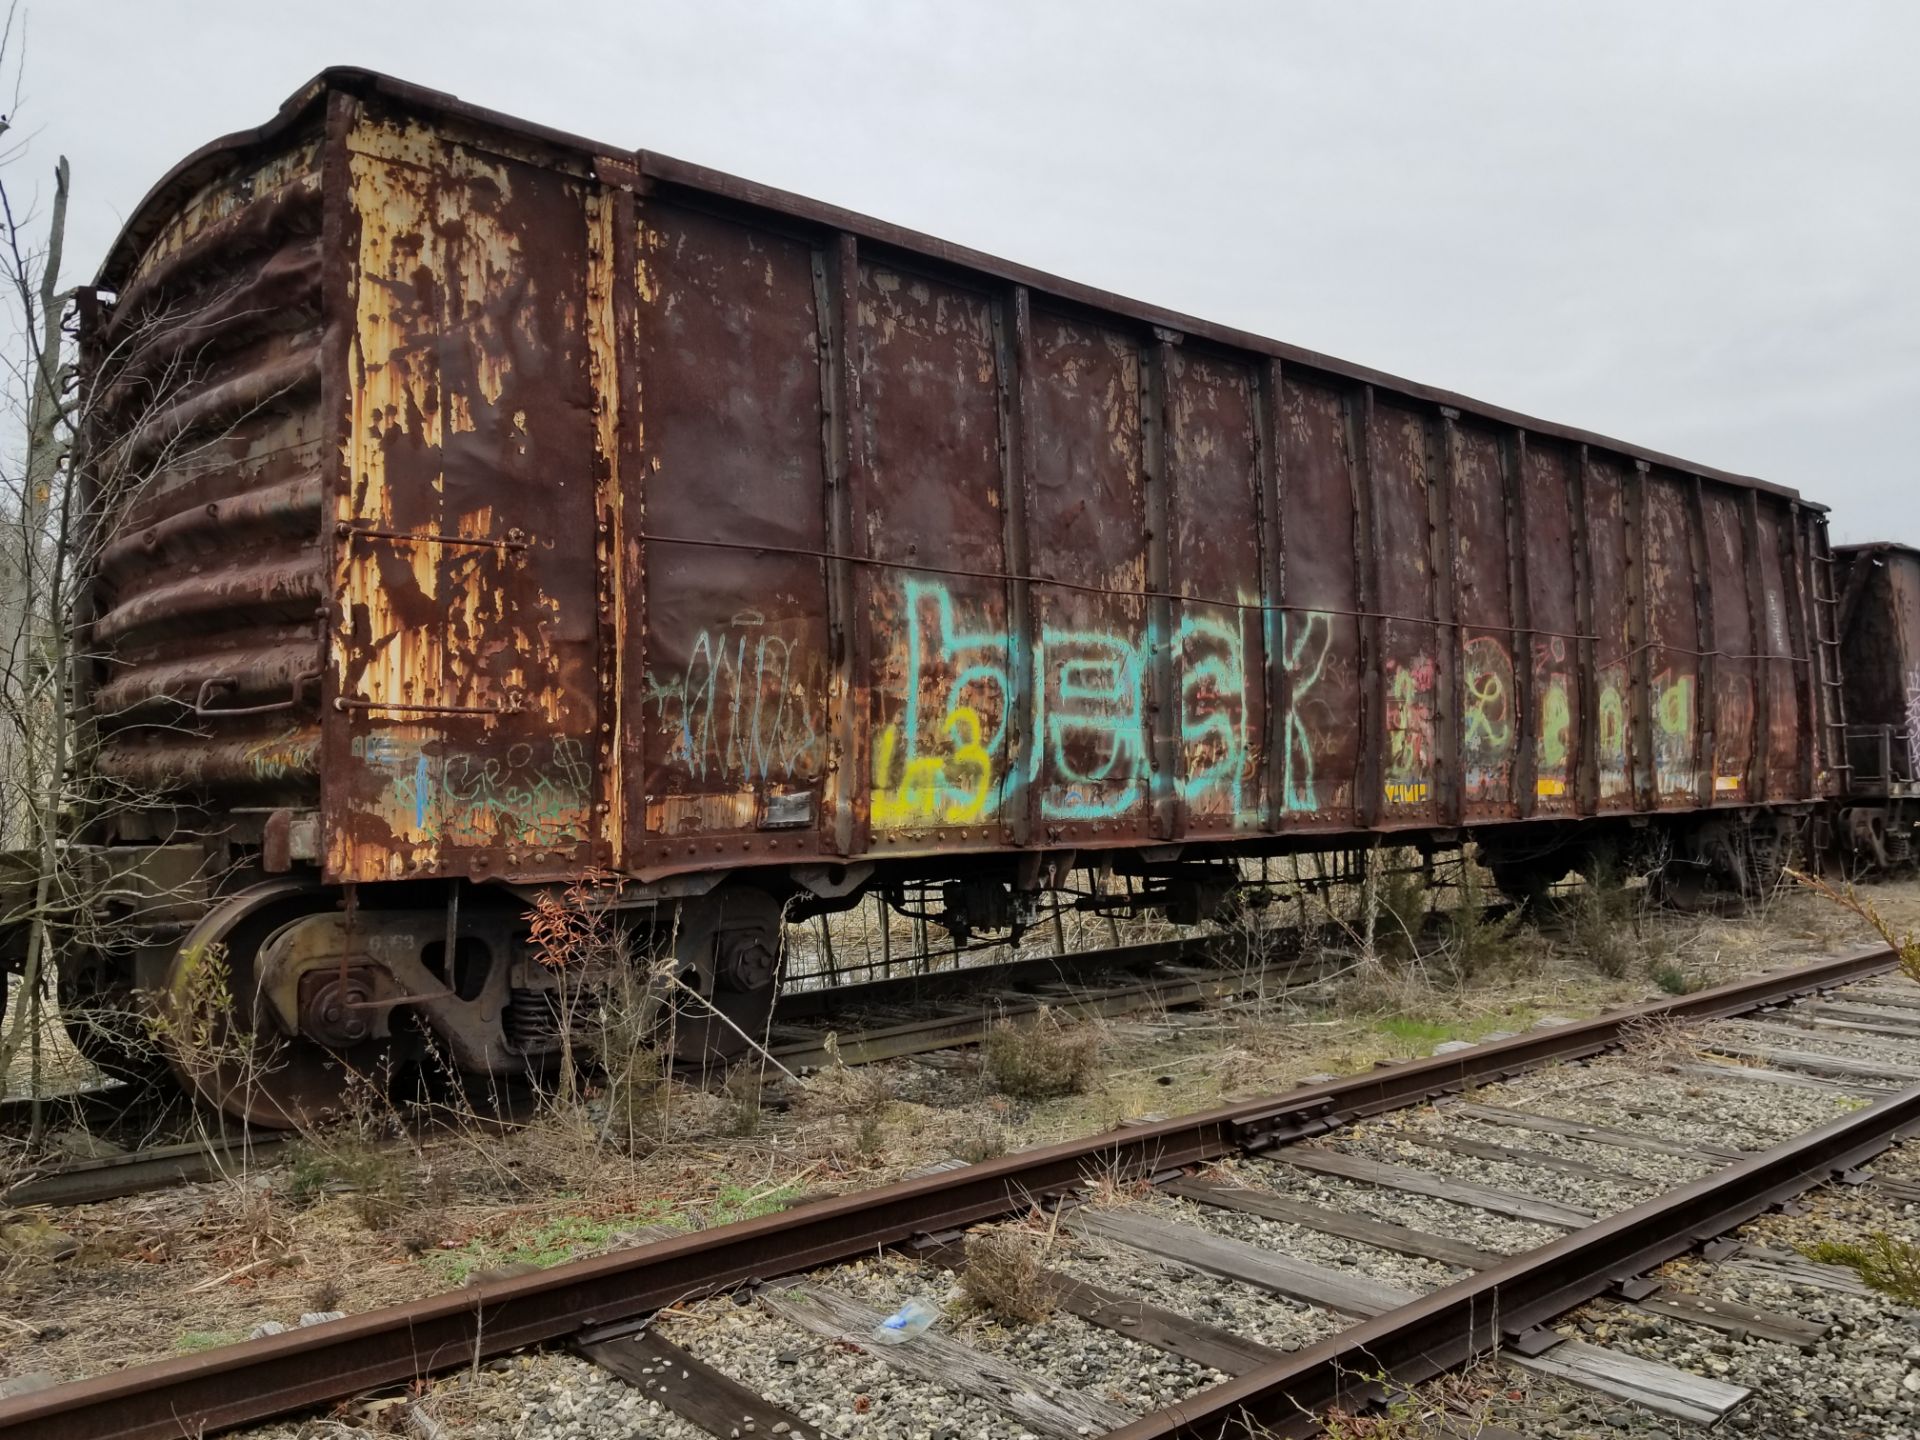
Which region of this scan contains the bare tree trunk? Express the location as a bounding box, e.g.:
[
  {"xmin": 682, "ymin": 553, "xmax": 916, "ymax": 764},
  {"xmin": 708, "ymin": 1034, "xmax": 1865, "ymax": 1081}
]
[{"xmin": 0, "ymin": 156, "xmax": 73, "ymax": 1125}]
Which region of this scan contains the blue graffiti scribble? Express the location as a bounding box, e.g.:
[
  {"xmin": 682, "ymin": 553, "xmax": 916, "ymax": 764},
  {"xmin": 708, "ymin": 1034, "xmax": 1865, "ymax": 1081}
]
[
  {"xmin": 413, "ymin": 754, "xmax": 431, "ymax": 830},
  {"xmin": 365, "ymin": 736, "xmax": 594, "ymax": 846}
]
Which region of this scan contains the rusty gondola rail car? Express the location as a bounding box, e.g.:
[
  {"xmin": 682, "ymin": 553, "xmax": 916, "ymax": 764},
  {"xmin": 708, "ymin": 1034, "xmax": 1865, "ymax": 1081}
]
[
  {"xmin": 44, "ymin": 66, "xmax": 1863, "ymax": 1121},
  {"xmin": 1834, "ymin": 542, "xmax": 1920, "ymax": 867}
]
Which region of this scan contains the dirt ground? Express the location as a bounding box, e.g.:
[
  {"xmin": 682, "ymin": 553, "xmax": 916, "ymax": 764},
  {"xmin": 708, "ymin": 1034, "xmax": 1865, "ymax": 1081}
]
[{"xmin": 2, "ymin": 872, "xmax": 1917, "ymax": 1390}]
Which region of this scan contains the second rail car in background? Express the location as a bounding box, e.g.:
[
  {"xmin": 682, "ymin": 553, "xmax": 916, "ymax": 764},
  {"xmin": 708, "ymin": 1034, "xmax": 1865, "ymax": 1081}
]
[
  {"xmin": 34, "ymin": 67, "xmax": 1904, "ymax": 1124},
  {"xmin": 1835, "ymin": 543, "xmax": 1920, "ymax": 869}
]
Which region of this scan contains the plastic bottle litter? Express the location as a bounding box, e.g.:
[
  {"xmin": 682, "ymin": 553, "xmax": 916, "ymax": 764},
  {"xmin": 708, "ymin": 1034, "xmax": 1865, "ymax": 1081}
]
[{"xmin": 870, "ymin": 1297, "xmax": 938, "ymax": 1345}]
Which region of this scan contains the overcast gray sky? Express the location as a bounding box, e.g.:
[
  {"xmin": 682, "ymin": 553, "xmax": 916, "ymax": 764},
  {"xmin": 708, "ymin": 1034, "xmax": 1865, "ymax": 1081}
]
[{"xmin": 23, "ymin": 1, "xmax": 1918, "ymax": 540}]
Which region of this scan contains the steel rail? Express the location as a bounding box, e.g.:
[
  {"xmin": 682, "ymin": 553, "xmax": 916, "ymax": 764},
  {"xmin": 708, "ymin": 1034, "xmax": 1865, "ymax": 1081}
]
[
  {"xmin": 1114, "ymin": 1074, "xmax": 1920, "ymax": 1439},
  {"xmin": 771, "ymin": 932, "xmax": 1240, "ymax": 1021},
  {"xmin": 0, "ymin": 941, "xmax": 1894, "ymax": 1440},
  {"xmin": 1, "ymin": 1135, "xmax": 294, "ymax": 1210}
]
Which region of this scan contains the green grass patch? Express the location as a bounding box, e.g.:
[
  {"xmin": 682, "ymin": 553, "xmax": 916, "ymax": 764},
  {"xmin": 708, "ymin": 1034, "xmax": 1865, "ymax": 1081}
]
[
  {"xmin": 1649, "ymin": 961, "xmax": 1705, "ymax": 995},
  {"xmin": 1372, "ymin": 1005, "xmax": 1543, "ymax": 1053},
  {"xmin": 708, "ymin": 1182, "xmax": 803, "ymax": 1226},
  {"xmin": 175, "ymin": 1330, "xmax": 242, "ymax": 1354},
  {"xmin": 421, "ymin": 1205, "xmax": 671, "ymax": 1285},
  {"xmin": 422, "ymin": 1186, "xmax": 808, "ymax": 1285},
  {"xmin": 1373, "ymin": 1015, "xmax": 1458, "ymax": 1047}
]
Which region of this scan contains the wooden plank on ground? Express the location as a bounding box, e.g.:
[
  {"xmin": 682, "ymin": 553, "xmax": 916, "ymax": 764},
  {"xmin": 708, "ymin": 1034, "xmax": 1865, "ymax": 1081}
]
[
  {"xmin": 1277, "ymin": 1147, "xmax": 1597, "ymax": 1228},
  {"xmin": 578, "ymin": 1330, "xmax": 826, "ymax": 1440},
  {"xmin": 1624, "ymin": 1289, "xmax": 1828, "ymax": 1348},
  {"xmin": 1393, "ymin": 1131, "xmax": 1655, "ymax": 1187},
  {"xmin": 1667, "ymin": 1060, "xmax": 1892, "ymax": 1097},
  {"xmin": 1793, "ymin": 1002, "xmax": 1920, "ymax": 1037},
  {"xmin": 1704, "ymin": 1039, "xmax": 1920, "ymax": 1084},
  {"xmin": 1512, "ymin": 1339, "xmax": 1749, "ymax": 1424},
  {"xmin": 1725, "ymin": 1246, "xmax": 1877, "ymax": 1298},
  {"xmin": 1166, "ymin": 1178, "xmax": 1504, "ymax": 1271},
  {"xmin": 921, "ymin": 1241, "xmax": 1282, "ymax": 1376},
  {"xmin": 1870, "ymin": 1174, "xmax": 1920, "ymax": 1205},
  {"xmin": 1446, "ymin": 1102, "xmax": 1746, "ymax": 1161},
  {"xmin": 1057, "ymin": 1277, "xmax": 1283, "ymax": 1376},
  {"xmin": 1839, "ymin": 985, "xmax": 1920, "ymax": 1012},
  {"xmin": 1068, "ymin": 1206, "xmax": 1414, "ymax": 1317},
  {"xmin": 1739, "ymin": 1015, "xmax": 1920, "ymax": 1053},
  {"xmin": 760, "ymin": 1283, "xmax": 1131, "ymax": 1440}
]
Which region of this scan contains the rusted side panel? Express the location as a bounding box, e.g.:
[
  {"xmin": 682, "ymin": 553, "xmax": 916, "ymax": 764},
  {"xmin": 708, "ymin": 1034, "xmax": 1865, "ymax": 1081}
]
[
  {"xmin": 1276, "ymin": 379, "xmax": 1361, "ymax": 826},
  {"xmin": 1370, "ymin": 403, "xmax": 1440, "ymax": 822},
  {"xmin": 857, "ymin": 260, "xmax": 1011, "ymax": 848},
  {"xmin": 1583, "ymin": 458, "xmax": 1635, "ymax": 809},
  {"xmin": 1523, "ymin": 442, "xmax": 1579, "ymax": 816},
  {"xmin": 1641, "ymin": 474, "xmax": 1701, "ymax": 805},
  {"xmin": 90, "ymin": 131, "xmax": 330, "ymax": 819},
  {"xmin": 1167, "ymin": 351, "xmax": 1264, "ymax": 834},
  {"xmin": 1754, "ymin": 508, "xmax": 1803, "ymax": 797},
  {"xmin": 1023, "ymin": 310, "xmax": 1150, "ymax": 843},
  {"xmin": 626, "ymin": 201, "xmax": 832, "ymax": 870},
  {"xmin": 1892, "ymin": 556, "xmax": 1920, "ymax": 781},
  {"xmin": 327, "ymin": 114, "xmax": 603, "ymax": 883},
  {"xmin": 1450, "ymin": 422, "xmax": 1517, "ymax": 819},
  {"xmin": 1703, "ymin": 487, "xmax": 1756, "ymax": 802}
]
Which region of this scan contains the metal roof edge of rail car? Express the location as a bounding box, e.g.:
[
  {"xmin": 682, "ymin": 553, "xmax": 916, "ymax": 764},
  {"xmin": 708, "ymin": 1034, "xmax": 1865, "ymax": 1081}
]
[
  {"xmin": 95, "ymin": 64, "xmax": 1818, "ymax": 509},
  {"xmin": 0, "ymin": 941, "xmax": 1894, "ymax": 1440},
  {"xmin": 1836, "ymin": 541, "xmax": 1920, "ymax": 559}
]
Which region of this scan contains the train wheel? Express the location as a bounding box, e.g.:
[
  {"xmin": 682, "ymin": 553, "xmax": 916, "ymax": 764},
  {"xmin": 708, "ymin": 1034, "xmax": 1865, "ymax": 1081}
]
[
  {"xmin": 1486, "ymin": 861, "xmax": 1561, "ymax": 914},
  {"xmin": 159, "ymin": 882, "xmax": 400, "ymax": 1130},
  {"xmin": 661, "ymin": 886, "xmax": 784, "ymax": 1066}
]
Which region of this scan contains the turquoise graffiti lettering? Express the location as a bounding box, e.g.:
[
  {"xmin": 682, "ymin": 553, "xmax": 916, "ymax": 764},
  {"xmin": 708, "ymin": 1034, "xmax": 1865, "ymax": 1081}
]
[
  {"xmin": 1037, "ymin": 627, "xmax": 1152, "ymax": 820},
  {"xmin": 666, "ymin": 577, "xmax": 1342, "ymax": 829},
  {"xmin": 1278, "ymin": 610, "xmax": 1333, "ymax": 813}
]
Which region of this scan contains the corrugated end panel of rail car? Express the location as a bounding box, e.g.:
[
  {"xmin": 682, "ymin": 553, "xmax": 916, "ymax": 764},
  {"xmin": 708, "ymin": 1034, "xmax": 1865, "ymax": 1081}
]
[{"xmin": 86, "ymin": 120, "xmax": 331, "ymax": 834}]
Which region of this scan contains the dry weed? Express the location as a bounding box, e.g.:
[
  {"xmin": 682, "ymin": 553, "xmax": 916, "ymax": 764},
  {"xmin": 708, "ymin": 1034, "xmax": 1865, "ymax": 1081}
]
[
  {"xmin": 1333, "ymin": 955, "xmax": 1445, "ymax": 1018},
  {"xmin": 1615, "ymin": 1013, "xmax": 1705, "ymax": 1067},
  {"xmin": 1788, "ymin": 870, "xmax": 1920, "ymax": 979},
  {"xmin": 1370, "ymin": 854, "xmax": 1431, "ymax": 966},
  {"xmin": 1077, "ymin": 1153, "xmax": 1154, "ymax": 1209},
  {"xmin": 718, "ymin": 1068, "xmax": 764, "ymax": 1137},
  {"xmin": 958, "ymin": 1220, "xmax": 1063, "ymax": 1324},
  {"xmin": 1441, "ymin": 859, "xmax": 1528, "ymax": 983},
  {"xmin": 1309, "ymin": 1361, "xmax": 1505, "ymax": 1438},
  {"xmin": 982, "ymin": 1007, "xmax": 1104, "ymax": 1100},
  {"xmin": 1565, "ymin": 864, "xmax": 1641, "ymax": 979},
  {"xmin": 955, "ymin": 1124, "xmax": 1009, "ymax": 1164},
  {"xmin": 286, "ymin": 1136, "xmax": 423, "ymax": 1230},
  {"xmin": 792, "ymin": 1059, "xmax": 892, "ymax": 1120}
]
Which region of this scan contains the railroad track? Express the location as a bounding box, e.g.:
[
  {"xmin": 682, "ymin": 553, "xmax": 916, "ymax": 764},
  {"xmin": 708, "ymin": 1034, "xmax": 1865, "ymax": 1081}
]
[
  {"xmin": 4, "ymin": 940, "xmax": 1916, "ymax": 1439},
  {"xmin": 1, "ymin": 933, "xmax": 1298, "ymax": 1210}
]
